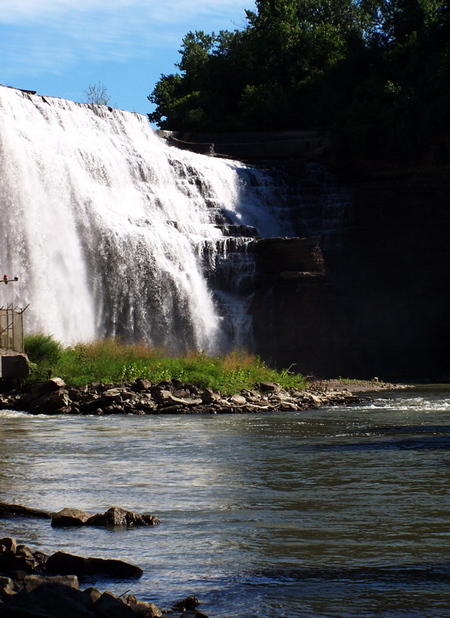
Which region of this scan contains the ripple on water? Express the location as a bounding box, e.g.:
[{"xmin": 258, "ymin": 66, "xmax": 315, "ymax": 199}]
[{"xmin": 1, "ymin": 387, "xmax": 450, "ymax": 617}]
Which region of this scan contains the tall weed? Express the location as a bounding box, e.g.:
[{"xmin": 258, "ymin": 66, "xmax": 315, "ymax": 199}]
[{"xmin": 25, "ymin": 337, "xmax": 306, "ymax": 392}]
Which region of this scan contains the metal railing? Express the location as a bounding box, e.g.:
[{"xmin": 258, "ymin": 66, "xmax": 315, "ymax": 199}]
[{"xmin": 0, "ymin": 304, "xmax": 28, "ymax": 352}]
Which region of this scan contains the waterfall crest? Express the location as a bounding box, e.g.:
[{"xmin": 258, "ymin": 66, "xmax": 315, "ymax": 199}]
[{"xmin": 0, "ymin": 86, "xmax": 288, "ymax": 352}]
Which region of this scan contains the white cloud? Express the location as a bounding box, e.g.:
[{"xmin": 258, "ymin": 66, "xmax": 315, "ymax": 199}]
[
  {"xmin": 0, "ymin": 0, "xmax": 253, "ymax": 85},
  {"xmin": 0, "ymin": 0, "xmax": 252, "ymax": 57},
  {"xmin": 0, "ymin": 0, "xmax": 252, "ymax": 25}
]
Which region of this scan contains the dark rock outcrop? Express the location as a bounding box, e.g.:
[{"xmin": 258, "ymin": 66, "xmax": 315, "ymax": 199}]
[
  {"xmin": 0, "ymin": 536, "xmax": 205, "ymax": 618},
  {"xmin": 172, "ymin": 595, "xmax": 201, "ymax": 611},
  {"xmin": 330, "ymin": 169, "xmax": 450, "ymax": 380},
  {"xmin": 0, "ymin": 581, "xmax": 96, "ymax": 617},
  {"xmin": 0, "ymin": 539, "xmax": 143, "ymax": 580},
  {"xmin": 249, "ymin": 164, "xmax": 450, "ymax": 381},
  {"xmin": 85, "ymin": 507, "xmax": 160, "ymax": 528},
  {"xmin": 0, "ymin": 503, "xmax": 54, "ymax": 519},
  {"xmin": 0, "ymin": 505, "xmax": 160, "ymax": 528},
  {"xmin": 0, "ymin": 580, "xmax": 165, "ymax": 617},
  {"xmin": 45, "ymin": 551, "xmax": 143, "ymax": 578}
]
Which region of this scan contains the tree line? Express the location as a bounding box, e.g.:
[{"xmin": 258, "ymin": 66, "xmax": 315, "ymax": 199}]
[{"xmin": 148, "ymin": 0, "xmax": 450, "ymax": 164}]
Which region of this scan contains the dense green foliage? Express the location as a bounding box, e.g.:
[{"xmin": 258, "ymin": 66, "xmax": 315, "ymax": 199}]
[
  {"xmin": 25, "ymin": 339, "xmax": 307, "ymax": 394},
  {"xmin": 24, "ymin": 334, "xmax": 63, "ymax": 365},
  {"xmin": 148, "ymin": 0, "xmax": 450, "ymax": 163}
]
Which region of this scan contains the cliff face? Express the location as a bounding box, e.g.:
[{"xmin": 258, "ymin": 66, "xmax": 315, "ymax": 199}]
[
  {"xmin": 250, "ymin": 168, "xmax": 450, "ymax": 380},
  {"xmin": 251, "ymin": 236, "xmax": 346, "ymax": 377},
  {"xmin": 337, "ymin": 169, "xmax": 450, "ymax": 380}
]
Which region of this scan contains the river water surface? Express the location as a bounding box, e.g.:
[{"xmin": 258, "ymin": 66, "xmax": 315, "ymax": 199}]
[{"xmin": 1, "ymin": 386, "xmax": 449, "ymax": 617}]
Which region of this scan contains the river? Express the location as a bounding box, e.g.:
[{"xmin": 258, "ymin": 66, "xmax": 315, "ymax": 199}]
[{"xmin": 1, "ymin": 385, "xmax": 449, "ymax": 617}]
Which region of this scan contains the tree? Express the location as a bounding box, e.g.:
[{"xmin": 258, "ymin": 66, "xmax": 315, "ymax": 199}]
[
  {"xmin": 84, "ymin": 82, "xmax": 111, "ymax": 106},
  {"xmin": 147, "ymin": 0, "xmax": 450, "ymax": 164}
]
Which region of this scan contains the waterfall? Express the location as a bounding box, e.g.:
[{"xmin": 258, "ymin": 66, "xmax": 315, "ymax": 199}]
[
  {"xmin": 0, "ymin": 85, "xmax": 288, "ymax": 353},
  {"xmin": 0, "ymin": 86, "xmax": 353, "ymax": 356}
]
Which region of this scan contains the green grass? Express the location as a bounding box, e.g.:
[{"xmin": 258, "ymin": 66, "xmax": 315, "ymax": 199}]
[{"xmin": 24, "ymin": 336, "xmax": 307, "ymax": 394}]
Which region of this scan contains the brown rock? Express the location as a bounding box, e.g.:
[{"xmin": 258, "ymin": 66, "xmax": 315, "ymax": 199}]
[
  {"xmin": 0, "ymin": 538, "xmax": 16, "ymax": 553},
  {"xmin": 29, "ymin": 389, "xmax": 71, "ymax": 414},
  {"xmin": 23, "ymin": 574, "xmax": 79, "ymax": 592},
  {"xmin": 12, "ymin": 545, "xmax": 36, "ymax": 573},
  {"xmin": 0, "ymin": 581, "xmax": 95, "ymax": 617},
  {"xmin": 84, "ymin": 587, "xmax": 103, "ymax": 604},
  {"xmin": 0, "ymin": 503, "xmax": 53, "ymax": 519},
  {"xmin": 258, "ymin": 381, "xmax": 281, "ymax": 392},
  {"xmin": 133, "ymin": 378, "xmax": 152, "ymax": 391},
  {"xmin": 94, "ymin": 591, "xmax": 135, "ymax": 617},
  {"xmin": 101, "ymin": 388, "xmax": 123, "ymax": 403},
  {"xmin": 172, "ymin": 595, "xmax": 201, "ymax": 610},
  {"xmin": 201, "ymin": 388, "xmax": 221, "ymax": 404},
  {"xmin": 124, "ymin": 594, "xmax": 162, "ymax": 617},
  {"xmin": 87, "ymin": 507, "xmax": 160, "ymax": 527},
  {"xmin": 229, "ymin": 394, "xmax": 247, "ymax": 405},
  {"xmin": 0, "ymin": 576, "xmax": 16, "ymax": 601},
  {"xmin": 45, "ymin": 551, "xmax": 143, "ymax": 578},
  {"xmin": 51, "ymin": 508, "xmax": 91, "ymax": 527}
]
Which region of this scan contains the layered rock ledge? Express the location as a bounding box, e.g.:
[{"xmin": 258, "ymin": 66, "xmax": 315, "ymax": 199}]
[{"xmin": 0, "ymin": 377, "xmax": 379, "ymax": 416}]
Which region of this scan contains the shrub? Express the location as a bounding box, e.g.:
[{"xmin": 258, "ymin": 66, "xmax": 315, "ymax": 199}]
[{"xmin": 24, "ymin": 334, "xmax": 63, "ymax": 365}]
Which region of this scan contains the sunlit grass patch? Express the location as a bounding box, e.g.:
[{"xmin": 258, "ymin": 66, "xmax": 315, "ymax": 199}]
[{"xmin": 24, "ymin": 337, "xmax": 307, "ymax": 393}]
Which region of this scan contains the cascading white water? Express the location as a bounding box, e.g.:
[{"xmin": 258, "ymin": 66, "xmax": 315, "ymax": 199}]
[{"xmin": 0, "ymin": 85, "xmax": 287, "ymax": 352}]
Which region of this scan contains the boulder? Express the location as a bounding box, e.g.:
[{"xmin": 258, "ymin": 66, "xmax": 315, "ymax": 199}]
[
  {"xmin": 172, "ymin": 595, "xmax": 201, "ymax": 611},
  {"xmin": 0, "ymin": 576, "xmax": 16, "ymax": 601},
  {"xmin": 0, "ymin": 537, "xmax": 16, "ymax": 553},
  {"xmin": 86, "ymin": 507, "xmax": 159, "ymax": 527},
  {"xmin": 0, "ymin": 581, "xmax": 96, "ymax": 618},
  {"xmin": 201, "ymin": 388, "xmax": 221, "ymax": 404},
  {"xmin": 0, "ymin": 503, "xmax": 53, "ymax": 519},
  {"xmin": 0, "ymin": 374, "xmax": 365, "ymax": 417},
  {"xmin": 45, "ymin": 551, "xmax": 143, "ymax": 578},
  {"xmin": 11, "ymin": 544, "xmax": 37, "ymax": 573},
  {"xmin": 124, "ymin": 594, "xmax": 162, "ymax": 617},
  {"xmin": 51, "ymin": 508, "xmax": 91, "ymax": 527},
  {"xmin": 93, "ymin": 591, "xmax": 135, "ymax": 617},
  {"xmin": 101, "ymin": 388, "xmax": 123, "ymax": 402},
  {"xmin": 258, "ymin": 381, "xmax": 281, "ymax": 392},
  {"xmin": 133, "ymin": 378, "xmax": 152, "ymax": 391},
  {"xmin": 29, "ymin": 389, "xmax": 71, "ymax": 414},
  {"xmin": 228, "ymin": 394, "xmax": 247, "ymax": 406},
  {"xmin": 0, "ymin": 537, "xmax": 16, "ymax": 572},
  {"xmin": 0, "ymin": 539, "xmax": 49, "ymax": 578},
  {"xmin": 151, "ymin": 389, "xmax": 201, "ymax": 407},
  {"xmin": 84, "ymin": 587, "xmax": 103, "ymax": 603},
  {"xmin": 23, "ymin": 574, "xmax": 79, "ymax": 592},
  {"xmin": 30, "ymin": 378, "xmax": 66, "ymax": 399}
]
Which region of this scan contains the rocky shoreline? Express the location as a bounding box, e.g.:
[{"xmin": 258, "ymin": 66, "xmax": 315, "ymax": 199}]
[
  {"xmin": 0, "ymin": 376, "xmax": 408, "ymax": 417},
  {"xmin": 0, "ymin": 525, "xmax": 204, "ymax": 617},
  {"xmin": 0, "ymin": 378, "xmax": 410, "ymax": 616}
]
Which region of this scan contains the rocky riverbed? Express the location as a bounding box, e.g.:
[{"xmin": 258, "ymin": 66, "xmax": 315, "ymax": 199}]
[
  {"xmin": 0, "ymin": 534, "xmax": 205, "ymax": 617},
  {"xmin": 0, "ymin": 377, "xmax": 409, "ymax": 616},
  {"xmin": 0, "ymin": 376, "xmax": 405, "ymax": 417},
  {"xmin": 0, "ymin": 505, "xmax": 207, "ymax": 618}
]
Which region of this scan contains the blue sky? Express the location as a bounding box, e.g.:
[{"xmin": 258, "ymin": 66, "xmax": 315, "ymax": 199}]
[{"xmin": 0, "ymin": 0, "xmax": 255, "ymax": 119}]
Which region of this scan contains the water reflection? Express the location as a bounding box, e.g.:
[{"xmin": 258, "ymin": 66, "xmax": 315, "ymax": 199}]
[{"xmin": 1, "ymin": 389, "xmax": 450, "ymax": 617}]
